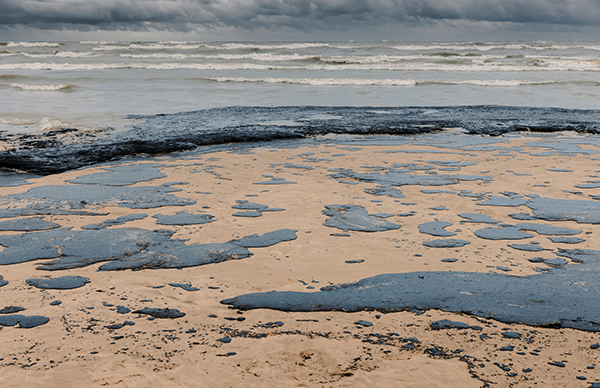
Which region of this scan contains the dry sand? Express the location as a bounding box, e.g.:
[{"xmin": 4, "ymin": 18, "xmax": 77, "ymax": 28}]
[{"xmin": 1, "ymin": 133, "xmax": 600, "ymax": 387}]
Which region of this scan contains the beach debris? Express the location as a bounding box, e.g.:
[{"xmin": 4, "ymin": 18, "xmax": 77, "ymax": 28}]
[
  {"xmin": 132, "ymin": 307, "xmax": 185, "ymax": 319},
  {"xmin": 430, "ymin": 320, "xmax": 471, "ymax": 330},
  {"xmin": 169, "ymin": 283, "xmax": 200, "ymax": 291},
  {"xmin": 105, "ymin": 321, "xmax": 135, "ymax": 330}
]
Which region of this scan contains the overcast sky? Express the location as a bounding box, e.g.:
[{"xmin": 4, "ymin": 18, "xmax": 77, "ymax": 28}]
[{"xmin": 1, "ymin": 0, "xmax": 599, "ymax": 41}]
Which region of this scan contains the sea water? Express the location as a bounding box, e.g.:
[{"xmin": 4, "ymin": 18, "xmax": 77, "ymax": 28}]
[{"xmin": 1, "ymin": 40, "xmax": 599, "ymax": 135}]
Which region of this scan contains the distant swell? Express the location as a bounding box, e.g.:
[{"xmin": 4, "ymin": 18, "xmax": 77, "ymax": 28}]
[{"xmin": 1, "ymin": 105, "xmax": 600, "ymax": 175}]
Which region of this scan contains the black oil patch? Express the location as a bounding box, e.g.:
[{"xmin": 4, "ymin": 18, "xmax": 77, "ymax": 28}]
[
  {"xmin": 222, "ymin": 249, "xmax": 600, "ymax": 331},
  {"xmin": 230, "ymin": 229, "xmax": 298, "ymax": 248},
  {"xmin": 231, "ymin": 200, "xmax": 284, "ymax": 217},
  {"xmin": 458, "ymin": 213, "xmax": 501, "ymax": 224},
  {"xmin": 508, "ymin": 244, "xmax": 546, "ymax": 252},
  {"xmin": 477, "ymin": 196, "xmax": 528, "ymax": 207},
  {"xmin": 232, "ymin": 200, "xmax": 269, "ymax": 211},
  {"xmin": 253, "ymin": 178, "xmax": 297, "ymax": 185},
  {"xmin": 0, "ymin": 306, "xmax": 25, "ymax": 314},
  {"xmin": 322, "ymin": 204, "xmax": 401, "ymax": 232},
  {"xmin": 474, "ymin": 223, "xmax": 580, "ymax": 241},
  {"xmin": 332, "ymin": 170, "xmax": 491, "ymax": 190},
  {"xmin": 418, "ymin": 221, "xmax": 456, "ymax": 237},
  {"xmin": 97, "ymin": 242, "xmax": 252, "ymax": 271},
  {"xmin": 152, "ymin": 212, "xmax": 215, "ymax": 225},
  {"xmin": 0, "ymin": 217, "xmax": 61, "ymax": 231},
  {"xmin": 548, "ymin": 236, "xmax": 585, "ymax": 244},
  {"xmin": 26, "ymin": 276, "xmax": 90, "ymax": 289},
  {"xmin": 0, "ymin": 228, "xmax": 174, "ymax": 266},
  {"xmin": 0, "ymin": 185, "xmax": 195, "ymax": 217},
  {"xmin": 132, "ymin": 307, "xmax": 185, "ymax": 319},
  {"xmin": 526, "ymin": 197, "xmax": 600, "ymax": 224},
  {"xmin": 81, "ymin": 213, "xmax": 147, "ymax": 230},
  {"xmin": 66, "ymin": 164, "xmax": 167, "ymax": 186},
  {"xmin": 423, "ymin": 239, "xmax": 470, "ymax": 248},
  {"xmin": 0, "ymin": 315, "xmax": 49, "ymax": 328},
  {"xmin": 4, "ymin": 106, "xmax": 600, "ymax": 175},
  {"xmin": 3, "ymin": 226, "xmax": 293, "ymax": 271}
]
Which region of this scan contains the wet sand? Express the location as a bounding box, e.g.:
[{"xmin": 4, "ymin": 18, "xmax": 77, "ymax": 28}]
[{"xmin": 1, "ymin": 132, "xmax": 600, "ymax": 387}]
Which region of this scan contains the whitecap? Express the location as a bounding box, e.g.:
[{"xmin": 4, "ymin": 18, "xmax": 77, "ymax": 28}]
[
  {"xmin": 10, "ymin": 83, "xmax": 73, "ymax": 91},
  {"xmin": 7, "ymin": 42, "xmax": 61, "ymax": 48},
  {"xmin": 201, "ymin": 77, "xmax": 417, "ymax": 86}
]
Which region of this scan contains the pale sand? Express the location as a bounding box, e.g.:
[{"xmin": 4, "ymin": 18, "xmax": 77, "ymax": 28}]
[{"xmin": 1, "ymin": 133, "xmax": 600, "ymax": 387}]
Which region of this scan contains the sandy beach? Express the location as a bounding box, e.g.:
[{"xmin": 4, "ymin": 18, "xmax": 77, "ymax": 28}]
[{"xmin": 1, "ymin": 131, "xmax": 600, "ymax": 387}]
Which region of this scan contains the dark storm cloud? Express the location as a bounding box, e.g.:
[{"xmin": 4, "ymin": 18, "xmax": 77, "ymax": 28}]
[{"xmin": 0, "ymin": 0, "xmax": 599, "ymax": 32}]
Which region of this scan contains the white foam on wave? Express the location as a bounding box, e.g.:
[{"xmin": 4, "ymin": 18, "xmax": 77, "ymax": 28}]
[
  {"xmin": 202, "ymin": 77, "xmax": 567, "ymax": 87},
  {"xmin": 206, "ymin": 42, "xmax": 364, "ymax": 50},
  {"xmin": 0, "ymin": 116, "xmax": 74, "ymax": 135},
  {"xmin": 22, "ymin": 51, "xmax": 99, "ymax": 58},
  {"xmin": 420, "ymin": 79, "xmax": 560, "ymax": 86},
  {"xmin": 202, "ymin": 77, "xmax": 417, "ymax": 86},
  {"xmin": 93, "ymin": 43, "xmax": 205, "ymax": 51},
  {"xmin": 6, "ymin": 42, "xmax": 61, "ymax": 48},
  {"xmin": 0, "ymin": 117, "xmax": 38, "ymax": 126},
  {"xmin": 38, "ymin": 117, "xmax": 71, "ymax": 131},
  {"xmin": 120, "ymin": 52, "xmax": 314, "ymax": 61},
  {"xmin": 1, "ymin": 59, "xmax": 598, "ymax": 72},
  {"xmin": 392, "ymin": 43, "xmax": 600, "ymax": 51},
  {"xmin": 9, "ymin": 83, "xmax": 73, "ymax": 91}
]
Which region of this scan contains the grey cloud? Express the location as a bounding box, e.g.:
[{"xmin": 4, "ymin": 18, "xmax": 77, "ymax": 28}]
[{"xmin": 0, "ymin": 0, "xmax": 599, "ymax": 32}]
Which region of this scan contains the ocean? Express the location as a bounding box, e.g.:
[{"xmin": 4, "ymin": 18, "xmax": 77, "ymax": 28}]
[{"xmin": 1, "ymin": 40, "xmax": 600, "ymax": 174}]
